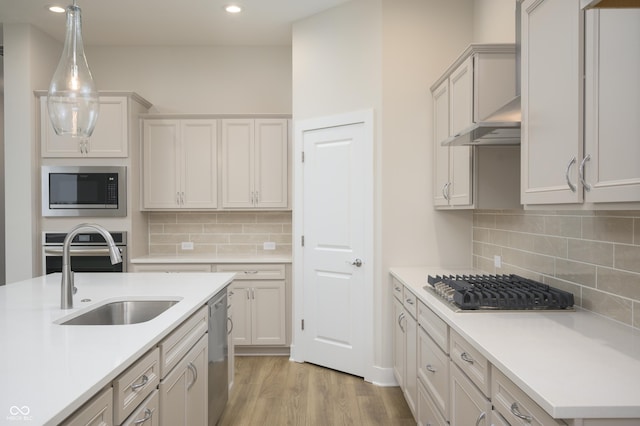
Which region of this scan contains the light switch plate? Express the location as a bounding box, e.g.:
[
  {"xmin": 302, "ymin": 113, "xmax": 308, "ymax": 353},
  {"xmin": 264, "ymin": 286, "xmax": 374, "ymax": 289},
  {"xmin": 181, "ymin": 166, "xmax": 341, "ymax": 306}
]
[
  {"xmin": 494, "ymin": 255, "xmax": 502, "ymax": 268},
  {"xmin": 263, "ymin": 242, "xmax": 276, "ymax": 250},
  {"xmin": 181, "ymin": 242, "xmax": 194, "ymax": 250}
]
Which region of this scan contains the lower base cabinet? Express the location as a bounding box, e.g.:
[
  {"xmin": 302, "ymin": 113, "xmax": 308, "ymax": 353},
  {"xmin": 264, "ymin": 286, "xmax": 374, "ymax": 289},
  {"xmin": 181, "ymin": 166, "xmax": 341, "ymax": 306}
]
[
  {"xmin": 159, "ymin": 333, "xmax": 208, "ymax": 426},
  {"xmin": 450, "ymin": 363, "xmax": 491, "ymax": 426},
  {"xmin": 61, "ymin": 387, "xmax": 113, "ymax": 426},
  {"xmin": 121, "ymin": 391, "xmax": 159, "ymax": 426},
  {"xmin": 417, "ymin": 379, "xmax": 447, "ymax": 426}
]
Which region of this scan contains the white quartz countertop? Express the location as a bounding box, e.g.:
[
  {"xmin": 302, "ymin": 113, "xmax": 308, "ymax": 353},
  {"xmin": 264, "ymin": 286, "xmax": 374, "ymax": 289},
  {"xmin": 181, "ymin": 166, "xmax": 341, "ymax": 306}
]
[
  {"xmin": 0, "ymin": 272, "xmax": 235, "ymax": 425},
  {"xmin": 390, "ymin": 267, "xmax": 640, "ymax": 420},
  {"xmin": 130, "ymin": 254, "xmax": 292, "ymax": 264}
]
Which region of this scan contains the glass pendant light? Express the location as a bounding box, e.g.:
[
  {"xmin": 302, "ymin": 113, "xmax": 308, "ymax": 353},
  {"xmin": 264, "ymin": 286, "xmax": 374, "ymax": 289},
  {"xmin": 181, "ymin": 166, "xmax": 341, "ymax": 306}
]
[{"xmin": 47, "ymin": 0, "xmax": 99, "ymax": 138}]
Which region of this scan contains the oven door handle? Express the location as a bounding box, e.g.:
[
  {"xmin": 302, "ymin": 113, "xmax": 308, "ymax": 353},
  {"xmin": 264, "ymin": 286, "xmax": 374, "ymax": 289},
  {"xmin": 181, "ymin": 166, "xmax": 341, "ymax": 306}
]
[{"xmin": 44, "ymin": 247, "xmax": 123, "ymax": 256}]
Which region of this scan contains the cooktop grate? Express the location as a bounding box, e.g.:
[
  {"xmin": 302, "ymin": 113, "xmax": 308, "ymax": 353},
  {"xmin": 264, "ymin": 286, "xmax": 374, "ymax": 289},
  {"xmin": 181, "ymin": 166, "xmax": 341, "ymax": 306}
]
[{"xmin": 426, "ymin": 274, "xmax": 574, "ymax": 311}]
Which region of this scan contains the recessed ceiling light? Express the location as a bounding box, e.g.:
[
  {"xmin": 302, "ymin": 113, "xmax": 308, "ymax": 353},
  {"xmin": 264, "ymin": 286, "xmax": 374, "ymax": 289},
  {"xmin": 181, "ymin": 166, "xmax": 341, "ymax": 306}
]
[
  {"xmin": 225, "ymin": 5, "xmax": 242, "ymax": 14},
  {"xmin": 47, "ymin": 5, "xmax": 66, "ymax": 13}
]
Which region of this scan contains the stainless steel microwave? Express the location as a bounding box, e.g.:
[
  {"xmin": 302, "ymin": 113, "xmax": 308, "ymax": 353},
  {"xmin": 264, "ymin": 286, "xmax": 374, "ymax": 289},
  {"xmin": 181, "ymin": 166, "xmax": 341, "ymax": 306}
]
[{"xmin": 41, "ymin": 166, "xmax": 126, "ymax": 217}]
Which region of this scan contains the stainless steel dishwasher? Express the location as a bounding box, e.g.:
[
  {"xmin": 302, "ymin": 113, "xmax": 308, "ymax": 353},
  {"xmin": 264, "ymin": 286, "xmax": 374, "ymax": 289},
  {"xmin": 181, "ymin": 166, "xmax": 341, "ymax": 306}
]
[{"xmin": 208, "ymin": 289, "xmax": 228, "ymax": 425}]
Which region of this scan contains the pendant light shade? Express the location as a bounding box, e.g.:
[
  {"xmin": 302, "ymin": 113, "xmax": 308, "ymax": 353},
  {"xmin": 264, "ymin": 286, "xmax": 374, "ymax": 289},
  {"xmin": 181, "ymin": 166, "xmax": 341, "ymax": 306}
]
[{"xmin": 47, "ymin": 2, "xmax": 99, "ymax": 138}]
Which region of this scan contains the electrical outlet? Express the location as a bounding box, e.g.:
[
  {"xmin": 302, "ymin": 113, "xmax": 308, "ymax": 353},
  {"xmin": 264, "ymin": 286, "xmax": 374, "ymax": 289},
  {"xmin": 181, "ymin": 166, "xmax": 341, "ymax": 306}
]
[
  {"xmin": 181, "ymin": 242, "xmax": 194, "ymax": 250},
  {"xmin": 263, "ymin": 242, "xmax": 276, "ymax": 250},
  {"xmin": 494, "ymin": 255, "xmax": 502, "ymax": 268}
]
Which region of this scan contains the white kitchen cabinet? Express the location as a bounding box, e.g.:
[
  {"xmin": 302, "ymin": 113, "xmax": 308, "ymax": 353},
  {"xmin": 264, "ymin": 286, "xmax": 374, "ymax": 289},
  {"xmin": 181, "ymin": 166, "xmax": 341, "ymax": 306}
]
[
  {"xmin": 121, "ymin": 390, "xmax": 159, "ymax": 426},
  {"xmin": 521, "ymin": 0, "xmax": 584, "ymax": 205},
  {"xmin": 142, "ymin": 119, "xmax": 218, "ymax": 209},
  {"xmin": 159, "ymin": 333, "xmax": 208, "ymax": 426},
  {"xmin": 431, "ymin": 44, "xmax": 519, "ymax": 209},
  {"xmin": 221, "ymin": 119, "xmax": 288, "ymax": 209},
  {"xmin": 218, "ymin": 263, "xmax": 287, "ymax": 346},
  {"xmin": 492, "ymin": 367, "xmax": 565, "ymax": 426},
  {"xmin": 417, "ymin": 379, "xmax": 448, "ymax": 426},
  {"xmin": 60, "ymin": 386, "xmax": 113, "ymax": 426},
  {"xmin": 418, "ymin": 327, "xmax": 449, "ymax": 421},
  {"xmin": 113, "ymin": 348, "xmax": 160, "ymax": 425},
  {"xmin": 522, "ymin": 3, "xmax": 640, "ymax": 207},
  {"xmin": 450, "ymin": 363, "xmax": 491, "ymax": 426},
  {"xmin": 582, "ymin": 9, "xmax": 640, "ymax": 203},
  {"xmin": 131, "ymin": 263, "xmax": 212, "ymax": 273},
  {"xmin": 230, "ymin": 281, "xmax": 286, "ymax": 346},
  {"xmin": 40, "ymin": 95, "xmax": 146, "ymax": 158},
  {"xmin": 392, "ymin": 278, "xmax": 418, "ymax": 418}
]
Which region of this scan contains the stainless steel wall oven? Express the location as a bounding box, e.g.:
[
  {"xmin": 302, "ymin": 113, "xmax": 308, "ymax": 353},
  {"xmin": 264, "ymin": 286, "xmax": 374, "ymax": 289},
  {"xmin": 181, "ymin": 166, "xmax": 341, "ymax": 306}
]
[{"xmin": 42, "ymin": 231, "xmax": 127, "ymax": 275}]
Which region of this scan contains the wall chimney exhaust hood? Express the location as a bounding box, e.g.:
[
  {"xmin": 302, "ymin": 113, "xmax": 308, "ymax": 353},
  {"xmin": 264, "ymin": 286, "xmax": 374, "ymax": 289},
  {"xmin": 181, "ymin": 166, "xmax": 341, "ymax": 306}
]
[{"xmin": 442, "ymin": 96, "xmax": 521, "ymax": 146}]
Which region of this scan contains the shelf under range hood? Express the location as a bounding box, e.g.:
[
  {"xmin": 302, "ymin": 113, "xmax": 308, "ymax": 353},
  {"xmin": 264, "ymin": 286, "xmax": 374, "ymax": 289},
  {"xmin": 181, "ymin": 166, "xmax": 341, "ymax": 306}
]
[{"xmin": 442, "ymin": 95, "xmax": 521, "ymax": 146}]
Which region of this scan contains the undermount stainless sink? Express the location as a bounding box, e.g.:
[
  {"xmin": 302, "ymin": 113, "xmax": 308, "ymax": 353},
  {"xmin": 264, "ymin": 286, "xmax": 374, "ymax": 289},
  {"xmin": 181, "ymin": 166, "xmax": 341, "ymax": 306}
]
[{"xmin": 60, "ymin": 300, "xmax": 180, "ymax": 325}]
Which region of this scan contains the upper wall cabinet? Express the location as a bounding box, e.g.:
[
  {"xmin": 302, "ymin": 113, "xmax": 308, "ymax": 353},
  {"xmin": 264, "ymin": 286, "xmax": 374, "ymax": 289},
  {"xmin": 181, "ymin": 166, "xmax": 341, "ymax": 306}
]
[
  {"xmin": 583, "ymin": 8, "xmax": 640, "ymax": 203},
  {"xmin": 40, "ymin": 95, "xmax": 147, "ymax": 158},
  {"xmin": 431, "ymin": 44, "xmax": 520, "ymax": 210},
  {"xmin": 221, "ymin": 119, "xmax": 289, "ymax": 209},
  {"xmin": 521, "ymin": 3, "xmax": 640, "ymax": 206},
  {"xmin": 520, "ymin": 0, "xmax": 584, "ymax": 205},
  {"xmin": 142, "ymin": 119, "xmax": 218, "ymax": 209}
]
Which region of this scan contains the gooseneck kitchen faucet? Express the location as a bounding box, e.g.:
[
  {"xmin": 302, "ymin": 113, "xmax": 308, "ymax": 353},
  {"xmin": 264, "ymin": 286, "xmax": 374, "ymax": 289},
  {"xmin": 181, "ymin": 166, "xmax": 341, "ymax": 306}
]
[{"xmin": 61, "ymin": 223, "xmax": 122, "ymax": 309}]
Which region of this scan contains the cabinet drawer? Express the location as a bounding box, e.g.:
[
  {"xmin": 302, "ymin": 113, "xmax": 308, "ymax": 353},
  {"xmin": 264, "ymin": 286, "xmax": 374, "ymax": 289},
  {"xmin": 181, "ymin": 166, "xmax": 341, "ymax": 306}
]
[
  {"xmin": 403, "ymin": 288, "xmax": 418, "ymax": 319},
  {"xmin": 417, "ymin": 378, "xmax": 448, "ymax": 426},
  {"xmin": 132, "ymin": 264, "xmax": 212, "ymax": 273},
  {"xmin": 113, "ymin": 347, "xmax": 160, "ymax": 424},
  {"xmin": 418, "ymin": 301, "xmax": 448, "ymax": 354},
  {"xmin": 492, "ymin": 367, "xmax": 566, "ymax": 426},
  {"xmin": 61, "ymin": 386, "xmax": 113, "ymax": 426},
  {"xmin": 159, "ymin": 306, "xmax": 208, "ymax": 378},
  {"xmin": 418, "ymin": 327, "xmax": 449, "ymax": 420},
  {"xmin": 121, "ymin": 389, "xmax": 159, "ymax": 426},
  {"xmin": 391, "ymin": 277, "xmax": 404, "ymax": 302},
  {"xmin": 450, "ymin": 329, "xmax": 490, "ymax": 397},
  {"xmin": 216, "ymin": 263, "xmax": 285, "ymax": 280},
  {"xmin": 450, "ymin": 363, "xmax": 491, "ymax": 426}
]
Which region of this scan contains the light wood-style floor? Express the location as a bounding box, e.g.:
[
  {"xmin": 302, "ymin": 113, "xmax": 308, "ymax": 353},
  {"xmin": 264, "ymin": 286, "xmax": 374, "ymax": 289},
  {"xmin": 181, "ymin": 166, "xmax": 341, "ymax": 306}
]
[{"xmin": 217, "ymin": 356, "xmax": 415, "ymax": 426}]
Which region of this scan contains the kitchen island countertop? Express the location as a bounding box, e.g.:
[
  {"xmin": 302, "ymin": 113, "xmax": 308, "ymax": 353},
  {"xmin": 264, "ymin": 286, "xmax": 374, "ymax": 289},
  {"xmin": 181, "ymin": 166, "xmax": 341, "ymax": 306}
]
[
  {"xmin": 390, "ymin": 266, "xmax": 640, "ymax": 420},
  {"xmin": 0, "ymin": 272, "xmax": 234, "ymax": 425}
]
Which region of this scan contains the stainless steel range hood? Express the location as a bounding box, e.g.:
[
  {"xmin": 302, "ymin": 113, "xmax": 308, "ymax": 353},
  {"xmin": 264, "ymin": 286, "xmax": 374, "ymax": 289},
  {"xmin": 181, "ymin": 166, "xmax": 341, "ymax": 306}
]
[
  {"xmin": 444, "ymin": 1, "xmax": 521, "ymax": 147},
  {"xmin": 442, "ymin": 96, "xmax": 521, "ymax": 146}
]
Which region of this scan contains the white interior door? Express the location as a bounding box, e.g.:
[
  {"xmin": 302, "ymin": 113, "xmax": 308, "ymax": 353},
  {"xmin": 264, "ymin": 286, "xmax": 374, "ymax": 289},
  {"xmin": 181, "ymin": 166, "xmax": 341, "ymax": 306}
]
[{"xmin": 297, "ymin": 114, "xmax": 372, "ymax": 378}]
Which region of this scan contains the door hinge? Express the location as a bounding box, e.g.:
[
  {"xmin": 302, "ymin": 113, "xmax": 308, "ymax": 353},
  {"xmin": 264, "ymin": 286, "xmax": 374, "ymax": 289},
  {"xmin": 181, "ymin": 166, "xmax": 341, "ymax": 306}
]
[
  {"xmin": 301, "ymin": 319, "xmax": 305, "ymax": 330},
  {"xmin": 301, "ymin": 235, "xmax": 305, "ymax": 247},
  {"xmin": 302, "ymin": 151, "xmax": 305, "ymax": 163}
]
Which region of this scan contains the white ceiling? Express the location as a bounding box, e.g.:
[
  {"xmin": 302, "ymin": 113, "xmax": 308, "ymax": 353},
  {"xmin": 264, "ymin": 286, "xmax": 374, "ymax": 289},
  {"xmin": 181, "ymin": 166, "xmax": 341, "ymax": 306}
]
[{"xmin": 0, "ymin": 0, "xmax": 352, "ymax": 46}]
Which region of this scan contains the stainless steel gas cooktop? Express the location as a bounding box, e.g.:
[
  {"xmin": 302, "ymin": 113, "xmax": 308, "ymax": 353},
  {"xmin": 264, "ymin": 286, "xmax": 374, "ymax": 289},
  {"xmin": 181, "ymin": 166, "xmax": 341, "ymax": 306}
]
[{"xmin": 425, "ymin": 274, "xmax": 575, "ymax": 312}]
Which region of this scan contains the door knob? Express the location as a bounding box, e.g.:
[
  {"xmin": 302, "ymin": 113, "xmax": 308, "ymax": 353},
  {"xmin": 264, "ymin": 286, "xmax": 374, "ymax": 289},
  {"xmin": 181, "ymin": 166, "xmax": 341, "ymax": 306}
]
[{"xmin": 351, "ymin": 259, "xmax": 363, "ymax": 267}]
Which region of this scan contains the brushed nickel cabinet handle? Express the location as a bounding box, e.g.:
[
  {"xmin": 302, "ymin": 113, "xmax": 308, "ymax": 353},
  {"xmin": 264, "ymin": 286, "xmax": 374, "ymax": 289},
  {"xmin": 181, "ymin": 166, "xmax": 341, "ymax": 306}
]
[
  {"xmin": 475, "ymin": 411, "xmax": 486, "ymax": 426},
  {"xmin": 460, "ymin": 352, "xmax": 474, "ymax": 364},
  {"xmin": 131, "ymin": 374, "xmax": 149, "ymax": 391},
  {"xmin": 510, "ymin": 402, "xmax": 532, "ymax": 422},
  {"xmin": 133, "ymin": 408, "xmax": 154, "ymax": 425},
  {"xmin": 579, "ymin": 154, "xmax": 592, "ymax": 191},
  {"xmin": 565, "ymin": 156, "xmax": 577, "ymax": 192},
  {"xmin": 187, "ymin": 362, "xmax": 198, "ymax": 390},
  {"xmin": 426, "ymin": 364, "xmax": 436, "ymax": 373}
]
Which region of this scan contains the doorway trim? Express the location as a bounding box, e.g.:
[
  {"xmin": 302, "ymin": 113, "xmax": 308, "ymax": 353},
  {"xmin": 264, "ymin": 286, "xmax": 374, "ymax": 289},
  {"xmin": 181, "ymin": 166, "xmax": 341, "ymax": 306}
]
[{"xmin": 291, "ymin": 109, "xmax": 375, "ymax": 382}]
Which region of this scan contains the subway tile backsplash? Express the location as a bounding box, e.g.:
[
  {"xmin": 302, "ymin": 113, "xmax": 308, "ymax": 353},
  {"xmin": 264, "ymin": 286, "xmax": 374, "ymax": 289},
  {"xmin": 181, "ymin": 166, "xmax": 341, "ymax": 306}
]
[
  {"xmin": 473, "ymin": 210, "xmax": 640, "ymax": 330},
  {"xmin": 148, "ymin": 212, "xmax": 292, "ymax": 256}
]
